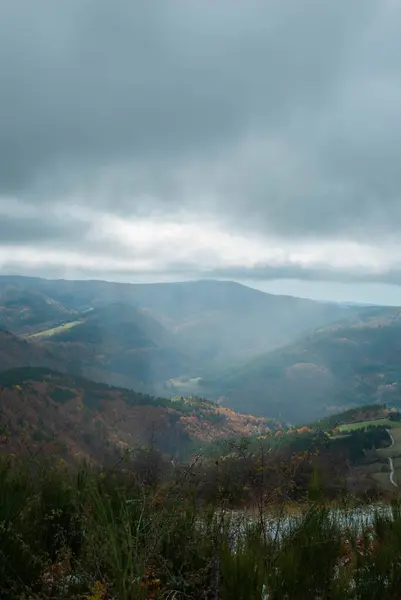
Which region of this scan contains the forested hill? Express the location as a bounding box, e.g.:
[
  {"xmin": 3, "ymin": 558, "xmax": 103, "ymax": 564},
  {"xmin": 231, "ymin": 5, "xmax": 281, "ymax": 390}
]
[
  {"xmin": 202, "ymin": 308, "xmax": 401, "ymax": 422},
  {"xmin": 0, "ymin": 367, "xmax": 277, "ymax": 462}
]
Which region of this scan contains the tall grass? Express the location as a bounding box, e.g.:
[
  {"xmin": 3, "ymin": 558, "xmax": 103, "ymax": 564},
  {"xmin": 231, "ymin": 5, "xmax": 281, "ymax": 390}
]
[{"xmin": 1, "ymin": 456, "xmax": 401, "ymax": 599}]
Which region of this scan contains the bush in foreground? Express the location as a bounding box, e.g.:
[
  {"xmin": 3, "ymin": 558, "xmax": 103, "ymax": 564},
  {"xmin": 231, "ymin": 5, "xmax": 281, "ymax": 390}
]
[{"xmin": 0, "ymin": 454, "xmax": 401, "ymax": 599}]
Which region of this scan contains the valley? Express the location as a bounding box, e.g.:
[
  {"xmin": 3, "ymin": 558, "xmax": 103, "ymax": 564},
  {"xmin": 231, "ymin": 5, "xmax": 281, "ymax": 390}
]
[
  {"xmin": 202, "ymin": 307, "xmax": 401, "ymax": 422},
  {"xmin": 2, "ymin": 274, "xmax": 401, "ymax": 494},
  {"xmin": 2, "ymin": 275, "xmax": 401, "ymax": 425},
  {"xmin": 0, "ymin": 275, "xmax": 367, "ymax": 359},
  {"xmin": 2, "ymin": 277, "xmax": 401, "ymax": 598}
]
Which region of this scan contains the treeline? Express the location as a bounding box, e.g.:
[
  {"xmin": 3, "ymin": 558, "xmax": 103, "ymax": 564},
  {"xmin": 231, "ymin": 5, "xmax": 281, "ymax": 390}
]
[
  {"xmin": 310, "ymin": 404, "xmax": 385, "ymax": 431},
  {"xmin": 331, "ymin": 426, "xmax": 390, "ymax": 462},
  {"xmin": 0, "ymin": 367, "xmax": 221, "ymax": 416},
  {"xmin": 196, "ymin": 426, "xmax": 390, "ymax": 504}
]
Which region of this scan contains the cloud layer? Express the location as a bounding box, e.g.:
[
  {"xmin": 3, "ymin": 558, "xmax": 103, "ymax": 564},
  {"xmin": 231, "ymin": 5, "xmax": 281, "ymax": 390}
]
[{"xmin": 2, "ymin": 0, "xmax": 401, "ymax": 290}]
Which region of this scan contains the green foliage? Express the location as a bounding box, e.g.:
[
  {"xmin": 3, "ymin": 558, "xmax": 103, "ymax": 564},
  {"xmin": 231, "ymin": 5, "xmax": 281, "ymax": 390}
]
[
  {"xmin": 49, "ymin": 387, "xmax": 76, "ymax": 404},
  {"xmin": 338, "ymin": 419, "xmax": 392, "ymax": 432},
  {"xmin": 311, "ymin": 405, "xmax": 385, "ymax": 432},
  {"xmin": 333, "ymin": 427, "xmax": 390, "ymax": 463},
  {"xmin": 2, "ymin": 455, "xmax": 401, "ymax": 599},
  {"xmin": 0, "ymin": 366, "xmax": 54, "ymax": 387}
]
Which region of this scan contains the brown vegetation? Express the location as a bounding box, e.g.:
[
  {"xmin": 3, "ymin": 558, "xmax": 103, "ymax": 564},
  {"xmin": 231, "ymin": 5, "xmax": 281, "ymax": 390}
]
[{"xmin": 0, "ymin": 369, "xmax": 275, "ymax": 464}]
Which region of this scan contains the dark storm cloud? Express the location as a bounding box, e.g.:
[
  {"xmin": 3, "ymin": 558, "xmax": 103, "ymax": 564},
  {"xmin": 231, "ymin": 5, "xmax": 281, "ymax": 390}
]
[
  {"xmin": 0, "ymin": 214, "xmax": 90, "ymax": 245},
  {"xmin": 1, "ymin": 0, "xmax": 392, "ymax": 233},
  {"xmin": 2, "ymin": 0, "xmax": 401, "ymax": 283}
]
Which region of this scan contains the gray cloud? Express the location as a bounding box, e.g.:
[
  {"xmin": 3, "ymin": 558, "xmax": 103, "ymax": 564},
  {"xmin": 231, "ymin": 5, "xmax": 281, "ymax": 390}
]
[
  {"xmin": 1, "ymin": 0, "xmax": 401, "ymax": 292},
  {"xmin": 206, "ymin": 264, "xmax": 401, "ymax": 286},
  {"xmin": 3, "ymin": 256, "xmax": 401, "ymax": 289},
  {"xmin": 0, "ymin": 214, "xmax": 90, "ymax": 245}
]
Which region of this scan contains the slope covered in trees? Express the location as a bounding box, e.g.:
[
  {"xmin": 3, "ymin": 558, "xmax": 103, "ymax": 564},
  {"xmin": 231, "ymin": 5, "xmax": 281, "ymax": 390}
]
[
  {"xmin": 0, "ymin": 367, "xmax": 276, "ymax": 462},
  {"xmin": 203, "ymin": 309, "xmax": 401, "ymax": 422}
]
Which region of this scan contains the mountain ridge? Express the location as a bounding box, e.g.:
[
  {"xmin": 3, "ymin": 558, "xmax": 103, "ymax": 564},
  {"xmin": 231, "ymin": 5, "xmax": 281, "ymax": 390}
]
[{"xmin": 0, "ymin": 275, "xmax": 373, "ymax": 366}]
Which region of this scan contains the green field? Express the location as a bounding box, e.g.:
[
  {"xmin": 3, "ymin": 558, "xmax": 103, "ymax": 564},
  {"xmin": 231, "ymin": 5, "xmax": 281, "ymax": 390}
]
[
  {"xmin": 375, "ymin": 427, "xmax": 401, "ymax": 486},
  {"xmin": 27, "ymin": 320, "xmax": 82, "ymax": 339},
  {"xmin": 338, "ymin": 418, "xmax": 398, "ymax": 432},
  {"xmin": 334, "ymin": 418, "xmax": 401, "ymax": 488},
  {"xmin": 371, "ymin": 470, "xmax": 395, "ymax": 490}
]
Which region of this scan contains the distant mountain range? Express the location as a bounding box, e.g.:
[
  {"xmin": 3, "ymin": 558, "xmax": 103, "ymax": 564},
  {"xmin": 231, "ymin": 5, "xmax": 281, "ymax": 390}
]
[
  {"xmin": 1, "ymin": 275, "xmax": 401, "ymax": 429},
  {"xmin": 0, "ymin": 275, "xmax": 367, "ymax": 368}
]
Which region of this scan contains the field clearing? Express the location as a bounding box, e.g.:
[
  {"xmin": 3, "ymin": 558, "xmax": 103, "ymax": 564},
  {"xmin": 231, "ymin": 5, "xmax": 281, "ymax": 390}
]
[
  {"xmin": 391, "ymin": 456, "xmax": 401, "ymax": 469},
  {"xmin": 27, "ymin": 320, "xmax": 82, "ymax": 339},
  {"xmin": 364, "ymin": 460, "xmax": 387, "ymax": 474},
  {"xmin": 338, "ymin": 418, "xmax": 398, "ymax": 432},
  {"xmin": 374, "ymin": 427, "xmax": 401, "ymax": 486},
  {"xmin": 371, "ymin": 470, "xmax": 395, "ymax": 490},
  {"xmin": 390, "ymin": 427, "xmax": 401, "ymax": 443}
]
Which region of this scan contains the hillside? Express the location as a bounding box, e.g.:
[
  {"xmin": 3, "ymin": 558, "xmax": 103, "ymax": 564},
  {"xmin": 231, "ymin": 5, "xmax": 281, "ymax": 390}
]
[
  {"xmin": 35, "ymin": 303, "xmax": 194, "ymax": 392},
  {"xmin": 0, "ymin": 329, "xmax": 68, "ymax": 373},
  {"xmin": 2, "ymin": 275, "xmax": 399, "ymax": 411},
  {"xmin": 202, "ymin": 307, "xmax": 401, "ymax": 423},
  {"xmin": 0, "ymin": 276, "xmax": 369, "ymax": 367},
  {"xmin": 0, "ymin": 367, "xmax": 276, "ymax": 462},
  {"xmin": 0, "ymin": 284, "xmax": 76, "ymax": 333}
]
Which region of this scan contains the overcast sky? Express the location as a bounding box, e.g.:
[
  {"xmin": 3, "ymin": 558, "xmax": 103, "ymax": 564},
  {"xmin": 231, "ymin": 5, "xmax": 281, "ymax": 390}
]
[{"xmin": 2, "ymin": 0, "xmax": 401, "ymax": 303}]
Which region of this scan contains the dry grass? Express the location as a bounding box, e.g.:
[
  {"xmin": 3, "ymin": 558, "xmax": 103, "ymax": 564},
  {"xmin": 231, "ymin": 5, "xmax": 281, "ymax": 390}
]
[{"xmin": 28, "ymin": 320, "xmax": 82, "ymax": 339}]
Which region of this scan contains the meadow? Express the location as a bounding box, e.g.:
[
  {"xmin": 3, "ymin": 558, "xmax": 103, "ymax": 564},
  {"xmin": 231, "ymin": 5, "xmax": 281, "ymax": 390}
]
[
  {"xmin": 375, "ymin": 427, "xmax": 401, "ymax": 487},
  {"xmin": 27, "ymin": 319, "xmax": 82, "ymax": 339},
  {"xmin": 338, "ymin": 418, "xmax": 398, "ymax": 432}
]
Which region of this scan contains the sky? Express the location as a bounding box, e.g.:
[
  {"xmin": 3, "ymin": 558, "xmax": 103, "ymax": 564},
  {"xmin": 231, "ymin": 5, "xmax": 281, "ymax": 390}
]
[{"xmin": 2, "ymin": 0, "xmax": 401, "ymax": 304}]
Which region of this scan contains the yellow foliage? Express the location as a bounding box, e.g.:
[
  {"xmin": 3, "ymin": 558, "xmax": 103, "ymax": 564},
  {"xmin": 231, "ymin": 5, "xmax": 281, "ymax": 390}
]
[{"xmin": 86, "ymin": 580, "xmax": 107, "ymax": 600}]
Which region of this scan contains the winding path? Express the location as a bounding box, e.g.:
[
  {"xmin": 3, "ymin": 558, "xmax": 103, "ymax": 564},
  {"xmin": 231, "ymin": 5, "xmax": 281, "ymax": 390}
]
[
  {"xmin": 387, "ymin": 428, "xmax": 395, "ymax": 449},
  {"xmin": 386, "ymin": 429, "xmax": 398, "ymax": 487}
]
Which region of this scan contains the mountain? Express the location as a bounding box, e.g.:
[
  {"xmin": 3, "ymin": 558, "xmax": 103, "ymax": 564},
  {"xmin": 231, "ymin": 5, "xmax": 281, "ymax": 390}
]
[
  {"xmin": 3, "ymin": 275, "xmax": 398, "ymax": 405},
  {"xmin": 202, "ymin": 306, "xmax": 401, "ymax": 423},
  {"xmin": 0, "ymin": 329, "xmax": 68, "ymax": 373},
  {"xmin": 0, "ymin": 276, "xmax": 371, "ymax": 368},
  {"xmin": 0, "ymin": 284, "xmax": 76, "ymax": 333},
  {"xmin": 33, "ymin": 303, "xmax": 193, "ymax": 392},
  {"xmin": 0, "ymin": 367, "xmax": 276, "ymax": 462}
]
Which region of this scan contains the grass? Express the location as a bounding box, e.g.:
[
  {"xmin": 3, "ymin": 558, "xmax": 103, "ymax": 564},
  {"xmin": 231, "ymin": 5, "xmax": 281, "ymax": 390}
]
[
  {"xmin": 377, "ymin": 428, "xmax": 401, "ymax": 459},
  {"xmin": 375, "ymin": 428, "xmax": 401, "ymax": 486},
  {"xmin": 2, "ymin": 455, "xmax": 401, "ymax": 599},
  {"xmin": 338, "ymin": 418, "xmax": 399, "ymax": 433},
  {"xmin": 27, "ymin": 320, "xmax": 83, "ymax": 339},
  {"xmin": 390, "ymin": 457, "xmax": 401, "ymax": 480},
  {"xmin": 371, "ymin": 471, "xmax": 393, "ymax": 489}
]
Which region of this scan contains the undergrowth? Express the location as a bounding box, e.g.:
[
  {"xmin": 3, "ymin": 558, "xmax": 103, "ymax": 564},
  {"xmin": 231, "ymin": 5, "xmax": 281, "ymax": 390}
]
[{"xmin": 0, "ymin": 455, "xmax": 401, "ymax": 599}]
